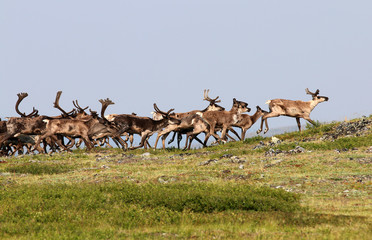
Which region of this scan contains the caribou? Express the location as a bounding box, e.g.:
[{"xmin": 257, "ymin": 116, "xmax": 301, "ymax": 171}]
[
  {"xmin": 0, "ymin": 93, "xmax": 47, "ymax": 153},
  {"xmin": 107, "ymin": 104, "xmax": 180, "ymax": 150},
  {"xmin": 231, "ymin": 106, "xmax": 266, "ymax": 140},
  {"xmin": 257, "ymin": 88, "xmax": 329, "ymax": 134},
  {"xmin": 196, "ymin": 98, "xmax": 251, "ymax": 145},
  {"xmin": 105, "ymin": 113, "xmax": 152, "ymax": 149}
]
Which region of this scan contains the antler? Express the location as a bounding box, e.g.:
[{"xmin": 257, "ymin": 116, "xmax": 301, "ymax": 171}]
[
  {"xmin": 72, "ymin": 100, "xmax": 89, "ymax": 113},
  {"xmin": 99, "ymin": 98, "xmax": 115, "ymax": 120},
  {"xmin": 15, "ymin": 92, "xmax": 39, "ymax": 117},
  {"xmin": 305, "ymin": 88, "xmax": 320, "ymax": 96},
  {"xmin": 203, "ymin": 89, "xmax": 221, "ymax": 103},
  {"xmin": 153, "ymin": 103, "xmax": 174, "ymax": 116},
  {"xmin": 89, "ymin": 109, "xmax": 99, "ymax": 118},
  {"xmin": 53, "ymin": 91, "xmax": 75, "ymax": 117},
  {"xmin": 25, "ymin": 107, "xmax": 39, "ymax": 117}
]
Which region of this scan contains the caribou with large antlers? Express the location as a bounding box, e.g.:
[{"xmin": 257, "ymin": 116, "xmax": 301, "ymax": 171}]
[
  {"xmin": 0, "ymin": 93, "xmax": 46, "ymax": 153},
  {"xmin": 108, "ymin": 104, "xmax": 180, "ymax": 150},
  {"xmin": 257, "ymin": 88, "xmax": 329, "ymax": 134}
]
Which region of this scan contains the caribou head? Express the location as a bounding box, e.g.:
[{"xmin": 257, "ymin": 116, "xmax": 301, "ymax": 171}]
[
  {"xmin": 202, "ymin": 89, "xmax": 225, "ymax": 111},
  {"xmin": 305, "ymin": 88, "xmax": 329, "ymax": 102}
]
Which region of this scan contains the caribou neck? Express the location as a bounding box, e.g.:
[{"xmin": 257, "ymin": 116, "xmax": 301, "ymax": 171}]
[
  {"xmin": 251, "ymin": 110, "xmax": 263, "ymax": 124},
  {"xmin": 309, "ymin": 99, "xmax": 321, "ymax": 111},
  {"xmin": 151, "ymin": 118, "xmax": 170, "ymax": 131}
]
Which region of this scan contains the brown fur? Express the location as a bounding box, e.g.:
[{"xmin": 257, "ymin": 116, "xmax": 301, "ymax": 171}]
[
  {"xmin": 232, "ymin": 106, "xmax": 265, "ymax": 140},
  {"xmin": 257, "ymin": 88, "xmax": 329, "ymax": 134}
]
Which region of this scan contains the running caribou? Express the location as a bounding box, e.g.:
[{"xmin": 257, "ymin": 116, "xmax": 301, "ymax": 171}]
[{"xmin": 257, "ymin": 88, "xmax": 329, "ymax": 134}]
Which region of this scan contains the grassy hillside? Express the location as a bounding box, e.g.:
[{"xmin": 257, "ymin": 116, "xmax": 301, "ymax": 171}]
[{"xmin": 0, "ymin": 117, "xmax": 371, "ymax": 239}]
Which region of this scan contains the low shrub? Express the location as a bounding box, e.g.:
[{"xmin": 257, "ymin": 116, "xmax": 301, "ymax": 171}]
[
  {"xmin": 115, "ymin": 183, "xmax": 302, "ymax": 213},
  {"xmin": 0, "ymin": 182, "xmax": 302, "ymax": 237},
  {"xmin": 0, "ymin": 182, "xmax": 301, "ymax": 221}
]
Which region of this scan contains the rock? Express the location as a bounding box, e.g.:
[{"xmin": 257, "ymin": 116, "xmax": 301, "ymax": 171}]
[
  {"xmin": 141, "ymin": 152, "xmax": 155, "ymax": 159},
  {"xmin": 199, "ymin": 159, "xmax": 218, "ymax": 166},
  {"xmin": 265, "ymin": 158, "xmax": 283, "ymax": 168},
  {"xmin": 141, "ymin": 152, "xmax": 151, "ymax": 157},
  {"xmin": 271, "ymin": 136, "xmax": 281, "ymax": 144},
  {"xmin": 96, "ymin": 157, "xmax": 107, "ymax": 161},
  {"xmin": 158, "ymin": 176, "xmax": 177, "ymax": 184},
  {"xmin": 231, "ymin": 156, "xmax": 239, "ymax": 161},
  {"xmin": 239, "ymin": 164, "xmax": 244, "ymax": 169},
  {"xmin": 366, "ymin": 146, "xmax": 372, "ymax": 153},
  {"xmin": 335, "ymin": 148, "xmax": 349, "ymax": 154},
  {"xmin": 230, "ymin": 156, "xmax": 246, "ymax": 163},
  {"xmin": 350, "ymin": 157, "xmax": 372, "ymax": 164},
  {"xmin": 322, "ymin": 118, "xmax": 372, "ymax": 140},
  {"xmin": 289, "ymin": 146, "xmax": 305, "ymax": 154},
  {"xmin": 221, "ymin": 169, "xmax": 231, "ymax": 174},
  {"xmin": 265, "ymin": 145, "xmax": 306, "ymax": 156},
  {"xmin": 170, "ymin": 153, "xmax": 192, "ymax": 159},
  {"xmin": 253, "ymin": 141, "xmax": 266, "ymax": 150},
  {"xmin": 265, "ymin": 148, "xmax": 283, "ymax": 156},
  {"xmin": 226, "ymin": 174, "xmax": 251, "ymax": 180}
]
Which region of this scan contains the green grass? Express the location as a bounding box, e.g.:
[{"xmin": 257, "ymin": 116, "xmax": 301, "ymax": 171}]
[{"xmin": 2, "ymin": 163, "xmax": 74, "ymax": 175}]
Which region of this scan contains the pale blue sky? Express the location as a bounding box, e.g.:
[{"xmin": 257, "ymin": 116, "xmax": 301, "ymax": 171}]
[{"xmin": 1, "ymin": 1, "xmax": 371, "ymax": 131}]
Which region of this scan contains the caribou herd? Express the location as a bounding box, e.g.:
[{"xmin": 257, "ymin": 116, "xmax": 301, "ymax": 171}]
[{"xmin": 0, "ymin": 89, "xmax": 328, "ymax": 156}]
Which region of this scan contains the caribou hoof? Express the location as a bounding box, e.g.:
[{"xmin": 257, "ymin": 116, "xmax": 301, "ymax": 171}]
[
  {"xmin": 256, "ymin": 129, "xmax": 262, "ymax": 134},
  {"xmin": 264, "ymin": 129, "xmax": 269, "ymax": 134}
]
